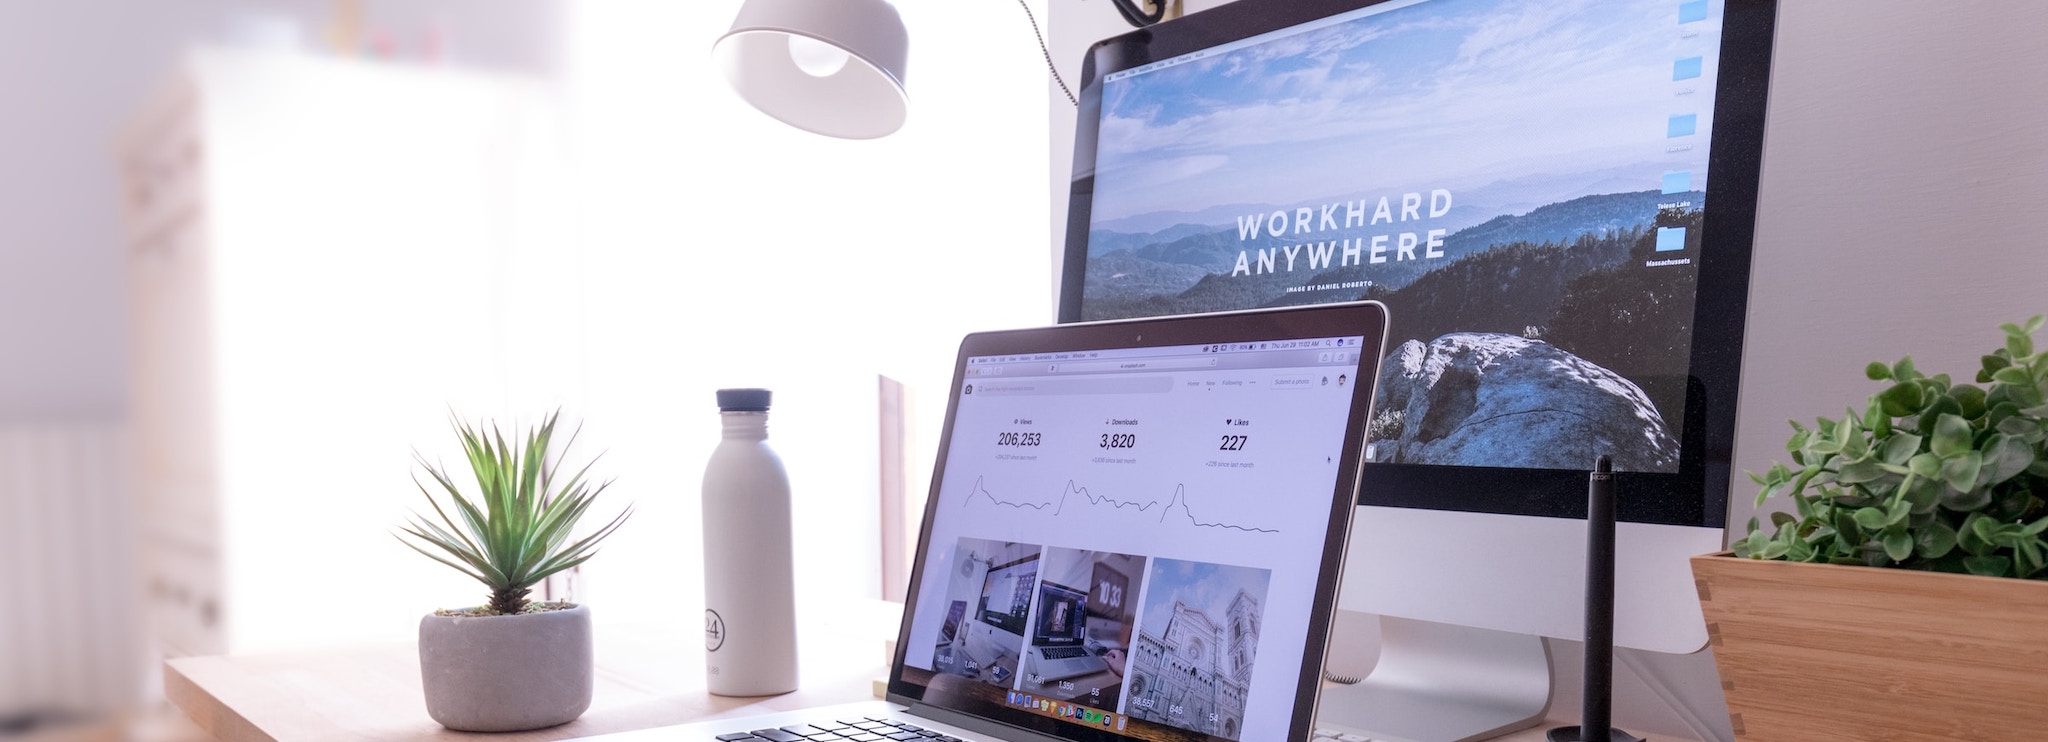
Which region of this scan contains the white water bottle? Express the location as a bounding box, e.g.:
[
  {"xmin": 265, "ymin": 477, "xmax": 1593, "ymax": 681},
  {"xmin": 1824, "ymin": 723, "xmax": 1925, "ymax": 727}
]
[{"xmin": 701, "ymin": 388, "xmax": 799, "ymax": 696}]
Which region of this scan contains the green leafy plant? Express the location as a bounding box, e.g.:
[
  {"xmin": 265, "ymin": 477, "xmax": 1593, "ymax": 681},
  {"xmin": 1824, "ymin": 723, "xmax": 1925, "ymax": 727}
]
[
  {"xmin": 397, "ymin": 411, "xmax": 631, "ymax": 615},
  {"xmin": 1733, "ymin": 317, "xmax": 2048, "ymax": 578}
]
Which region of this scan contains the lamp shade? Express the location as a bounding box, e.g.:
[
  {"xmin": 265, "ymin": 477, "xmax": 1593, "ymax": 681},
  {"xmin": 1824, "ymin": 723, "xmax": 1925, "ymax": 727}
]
[{"xmin": 713, "ymin": 0, "xmax": 910, "ymax": 139}]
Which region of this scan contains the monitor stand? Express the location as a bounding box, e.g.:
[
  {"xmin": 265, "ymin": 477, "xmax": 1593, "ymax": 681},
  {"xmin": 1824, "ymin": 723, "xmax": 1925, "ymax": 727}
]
[{"xmin": 1316, "ymin": 615, "xmax": 1552, "ymax": 742}]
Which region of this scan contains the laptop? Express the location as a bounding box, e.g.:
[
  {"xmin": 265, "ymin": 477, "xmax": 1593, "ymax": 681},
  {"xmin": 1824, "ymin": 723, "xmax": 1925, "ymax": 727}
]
[
  {"xmin": 1020, "ymin": 579, "xmax": 1106, "ymax": 682},
  {"xmin": 578, "ymin": 301, "xmax": 1388, "ymax": 742}
]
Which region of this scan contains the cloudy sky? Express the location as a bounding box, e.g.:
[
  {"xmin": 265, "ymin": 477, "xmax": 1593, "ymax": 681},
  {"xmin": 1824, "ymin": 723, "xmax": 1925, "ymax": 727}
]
[{"xmin": 1090, "ymin": 0, "xmax": 1723, "ymax": 223}]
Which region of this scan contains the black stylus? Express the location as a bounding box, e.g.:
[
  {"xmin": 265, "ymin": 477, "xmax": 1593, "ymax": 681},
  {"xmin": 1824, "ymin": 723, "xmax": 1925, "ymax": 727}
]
[{"xmin": 1549, "ymin": 455, "xmax": 1641, "ymax": 742}]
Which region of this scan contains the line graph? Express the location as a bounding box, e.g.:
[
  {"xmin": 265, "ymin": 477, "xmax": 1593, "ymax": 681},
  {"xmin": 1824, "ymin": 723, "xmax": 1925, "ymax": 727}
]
[{"xmin": 963, "ymin": 476, "xmax": 1280, "ymax": 534}]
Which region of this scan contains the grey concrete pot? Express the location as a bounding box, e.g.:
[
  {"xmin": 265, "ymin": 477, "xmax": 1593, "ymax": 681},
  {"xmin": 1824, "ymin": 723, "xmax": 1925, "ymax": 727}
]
[{"xmin": 418, "ymin": 603, "xmax": 593, "ymax": 732}]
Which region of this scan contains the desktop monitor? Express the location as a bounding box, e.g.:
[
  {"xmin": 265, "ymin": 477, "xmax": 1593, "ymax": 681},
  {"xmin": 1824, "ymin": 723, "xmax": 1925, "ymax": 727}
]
[
  {"xmin": 1057, "ymin": 0, "xmax": 1776, "ymax": 738},
  {"xmin": 980, "ymin": 554, "xmax": 1040, "ymax": 638}
]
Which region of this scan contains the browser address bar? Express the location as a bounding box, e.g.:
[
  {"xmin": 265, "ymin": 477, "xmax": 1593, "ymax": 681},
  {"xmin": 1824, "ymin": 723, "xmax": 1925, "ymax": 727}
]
[{"xmin": 1047, "ymin": 357, "xmax": 1218, "ymax": 373}]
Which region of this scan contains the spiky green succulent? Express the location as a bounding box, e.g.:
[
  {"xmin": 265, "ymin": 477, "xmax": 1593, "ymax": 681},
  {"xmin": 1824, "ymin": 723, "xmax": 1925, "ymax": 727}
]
[{"xmin": 397, "ymin": 410, "xmax": 630, "ymax": 615}]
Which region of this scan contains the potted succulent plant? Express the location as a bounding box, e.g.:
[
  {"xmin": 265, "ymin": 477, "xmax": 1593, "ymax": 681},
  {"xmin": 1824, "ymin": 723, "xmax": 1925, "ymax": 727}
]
[
  {"xmin": 396, "ymin": 410, "xmax": 631, "ymax": 732},
  {"xmin": 1692, "ymin": 317, "xmax": 2048, "ymax": 740}
]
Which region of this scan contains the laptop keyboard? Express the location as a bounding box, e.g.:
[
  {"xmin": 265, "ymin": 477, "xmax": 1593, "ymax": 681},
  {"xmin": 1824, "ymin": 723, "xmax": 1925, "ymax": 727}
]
[
  {"xmin": 715, "ymin": 717, "xmax": 967, "ymax": 742},
  {"xmin": 1037, "ymin": 646, "xmax": 1090, "ymax": 660}
]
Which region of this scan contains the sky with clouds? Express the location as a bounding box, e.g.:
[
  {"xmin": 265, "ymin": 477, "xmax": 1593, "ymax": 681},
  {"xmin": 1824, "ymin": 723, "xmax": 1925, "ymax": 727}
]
[
  {"xmin": 1090, "ymin": 0, "xmax": 1723, "ymax": 223},
  {"xmin": 1137, "ymin": 557, "xmax": 1272, "ymax": 639}
]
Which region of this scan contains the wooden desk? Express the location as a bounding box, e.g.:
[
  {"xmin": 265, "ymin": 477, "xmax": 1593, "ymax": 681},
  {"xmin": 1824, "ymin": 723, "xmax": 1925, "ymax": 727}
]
[
  {"xmin": 164, "ymin": 623, "xmax": 1655, "ymax": 741},
  {"xmin": 164, "ymin": 622, "xmax": 882, "ymax": 741}
]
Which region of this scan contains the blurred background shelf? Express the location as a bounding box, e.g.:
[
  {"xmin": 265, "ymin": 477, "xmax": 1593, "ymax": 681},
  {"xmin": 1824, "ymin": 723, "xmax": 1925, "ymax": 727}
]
[{"xmin": 121, "ymin": 47, "xmax": 575, "ymax": 659}]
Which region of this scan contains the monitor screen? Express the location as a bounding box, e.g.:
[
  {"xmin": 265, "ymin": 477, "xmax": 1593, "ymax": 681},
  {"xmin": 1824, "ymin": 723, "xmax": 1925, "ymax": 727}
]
[
  {"xmin": 980, "ymin": 555, "xmax": 1041, "ymax": 637},
  {"xmin": 1058, "ymin": 0, "xmax": 1771, "ymax": 527}
]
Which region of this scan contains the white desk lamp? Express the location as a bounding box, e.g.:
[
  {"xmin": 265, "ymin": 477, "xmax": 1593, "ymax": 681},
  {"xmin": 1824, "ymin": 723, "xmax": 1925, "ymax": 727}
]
[{"xmin": 714, "ymin": 0, "xmax": 910, "ymax": 139}]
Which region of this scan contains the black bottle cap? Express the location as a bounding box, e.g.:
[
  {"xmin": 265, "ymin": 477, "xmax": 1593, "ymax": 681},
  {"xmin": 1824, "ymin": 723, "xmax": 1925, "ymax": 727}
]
[{"xmin": 715, "ymin": 388, "xmax": 772, "ymax": 412}]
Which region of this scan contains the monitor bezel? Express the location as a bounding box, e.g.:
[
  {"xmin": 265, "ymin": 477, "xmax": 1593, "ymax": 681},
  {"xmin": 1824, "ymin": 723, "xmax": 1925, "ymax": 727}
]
[{"xmin": 1055, "ymin": 0, "xmax": 1777, "ymax": 529}]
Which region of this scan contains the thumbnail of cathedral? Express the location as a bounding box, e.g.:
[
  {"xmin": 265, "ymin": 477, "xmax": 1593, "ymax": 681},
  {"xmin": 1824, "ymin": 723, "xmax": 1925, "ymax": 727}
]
[{"xmin": 1126, "ymin": 589, "xmax": 1262, "ymax": 740}]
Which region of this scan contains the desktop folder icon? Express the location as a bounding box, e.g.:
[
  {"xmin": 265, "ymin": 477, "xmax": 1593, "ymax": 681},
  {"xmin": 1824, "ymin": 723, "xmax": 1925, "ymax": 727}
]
[
  {"xmin": 1673, "ymin": 56, "xmax": 1703, "ymax": 81},
  {"xmin": 1668, "ymin": 114, "xmax": 1698, "ymax": 138},
  {"xmin": 1662, "ymin": 170, "xmax": 1692, "ymax": 195},
  {"xmin": 1657, "ymin": 227, "xmax": 1688, "ymax": 252},
  {"xmin": 1678, "ymin": 0, "xmax": 1708, "ymax": 23}
]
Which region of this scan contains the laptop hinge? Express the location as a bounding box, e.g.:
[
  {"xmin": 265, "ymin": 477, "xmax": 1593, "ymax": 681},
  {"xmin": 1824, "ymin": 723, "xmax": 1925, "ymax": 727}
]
[{"xmin": 905, "ymin": 702, "xmax": 1067, "ymax": 742}]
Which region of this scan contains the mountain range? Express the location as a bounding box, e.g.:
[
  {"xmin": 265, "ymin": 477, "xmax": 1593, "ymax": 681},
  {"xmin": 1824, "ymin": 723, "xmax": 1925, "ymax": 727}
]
[{"xmin": 1077, "ymin": 189, "xmax": 1702, "ymax": 320}]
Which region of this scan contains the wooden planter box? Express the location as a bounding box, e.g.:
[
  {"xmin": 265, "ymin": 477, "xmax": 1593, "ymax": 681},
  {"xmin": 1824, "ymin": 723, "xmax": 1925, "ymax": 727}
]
[{"xmin": 1691, "ymin": 552, "xmax": 2048, "ymax": 740}]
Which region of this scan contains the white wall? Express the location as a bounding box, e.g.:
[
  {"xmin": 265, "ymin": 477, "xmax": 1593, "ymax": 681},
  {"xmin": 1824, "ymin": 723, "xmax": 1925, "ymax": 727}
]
[{"xmin": 1729, "ymin": 1, "xmax": 2048, "ymax": 532}]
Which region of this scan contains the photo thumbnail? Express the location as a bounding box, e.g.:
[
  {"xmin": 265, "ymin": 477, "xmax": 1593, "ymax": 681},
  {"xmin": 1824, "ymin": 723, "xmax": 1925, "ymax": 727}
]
[
  {"xmin": 1124, "ymin": 558, "xmax": 1273, "ymax": 740},
  {"xmin": 1016, "ymin": 549, "xmax": 1146, "ymax": 713},
  {"xmin": 927, "ymin": 537, "xmax": 1042, "ymax": 688}
]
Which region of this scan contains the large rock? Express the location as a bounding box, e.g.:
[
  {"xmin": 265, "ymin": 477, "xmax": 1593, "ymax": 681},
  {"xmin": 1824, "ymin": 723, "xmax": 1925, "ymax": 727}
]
[{"xmin": 1371, "ymin": 333, "xmax": 1678, "ymax": 471}]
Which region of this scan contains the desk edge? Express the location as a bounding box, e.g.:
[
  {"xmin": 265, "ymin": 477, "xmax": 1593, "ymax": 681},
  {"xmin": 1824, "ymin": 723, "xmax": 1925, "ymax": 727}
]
[{"xmin": 166, "ymin": 658, "xmax": 277, "ymax": 742}]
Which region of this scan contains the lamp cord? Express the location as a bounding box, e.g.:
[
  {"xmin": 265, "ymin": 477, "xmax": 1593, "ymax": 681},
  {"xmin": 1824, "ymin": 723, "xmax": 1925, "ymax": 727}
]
[
  {"xmin": 1015, "ymin": 0, "xmax": 1077, "ymax": 106},
  {"xmin": 1108, "ymin": 0, "xmax": 1167, "ymax": 27}
]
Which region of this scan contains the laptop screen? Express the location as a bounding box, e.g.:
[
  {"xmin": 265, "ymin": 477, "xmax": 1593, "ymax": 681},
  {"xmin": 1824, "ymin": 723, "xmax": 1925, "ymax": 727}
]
[
  {"xmin": 1033, "ymin": 582, "xmax": 1088, "ymax": 646},
  {"xmin": 889, "ymin": 303, "xmax": 1386, "ymax": 742}
]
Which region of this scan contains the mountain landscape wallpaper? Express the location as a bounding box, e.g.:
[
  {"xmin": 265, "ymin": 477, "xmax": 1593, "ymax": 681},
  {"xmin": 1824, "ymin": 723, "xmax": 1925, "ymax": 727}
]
[{"xmin": 1078, "ymin": 0, "xmax": 1725, "ymax": 473}]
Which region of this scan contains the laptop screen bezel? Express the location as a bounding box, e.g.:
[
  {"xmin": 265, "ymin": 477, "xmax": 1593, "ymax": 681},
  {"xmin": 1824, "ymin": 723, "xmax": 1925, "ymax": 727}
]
[{"xmin": 885, "ymin": 301, "xmax": 1389, "ymax": 742}]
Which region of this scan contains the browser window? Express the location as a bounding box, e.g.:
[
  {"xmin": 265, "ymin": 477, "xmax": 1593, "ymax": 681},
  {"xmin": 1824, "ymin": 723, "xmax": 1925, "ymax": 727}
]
[{"xmin": 900, "ymin": 333, "xmax": 1368, "ymax": 740}]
